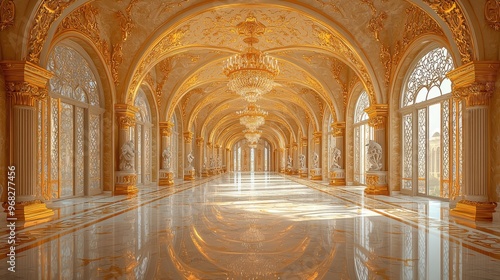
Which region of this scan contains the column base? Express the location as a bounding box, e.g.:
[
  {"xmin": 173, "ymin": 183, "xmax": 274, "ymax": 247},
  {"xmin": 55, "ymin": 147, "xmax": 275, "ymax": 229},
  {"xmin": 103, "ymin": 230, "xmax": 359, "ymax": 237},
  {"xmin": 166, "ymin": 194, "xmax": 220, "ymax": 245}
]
[
  {"xmin": 3, "ymin": 200, "xmax": 54, "ymax": 222},
  {"xmin": 450, "ymin": 200, "xmax": 497, "ymax": 221},
  {"xmin": 310, "ymin": 168, "xmax": 322, "ymax": 180},
  {"xmin": 184, "ymin": 169, "xmax": 196, "ymax": 181},
  {"xmin": 364, "ymin": 171, "xmax": 388, "ymax": 195},
  {"xmin": 159, "ymin": 170, "xmax": 174, "ymax": 186},
  {"xmin": 285, "ymin": 167, "xmax": 293, "ymax": 175},
  {"xmin": 201, "ymin": 169, "xmax": 209, "ymax": 177},
  {"xmin": 329, "ymin": 169, "xmax": 346, "ymax": 186},
  {"xmin": 299, "ymin": 168, "xmax": 308, "ymax": 178},
  {"xmin": 115, "ymin": 172, "xmax": 138, "ymax": 195}
]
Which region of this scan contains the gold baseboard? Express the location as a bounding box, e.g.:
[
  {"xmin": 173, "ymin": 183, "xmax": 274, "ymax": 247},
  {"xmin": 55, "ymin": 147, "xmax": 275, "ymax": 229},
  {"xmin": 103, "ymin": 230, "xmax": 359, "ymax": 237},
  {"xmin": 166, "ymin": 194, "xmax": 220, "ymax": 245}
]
[
  {"xmin": 450, "ymin": 200, "xmax": 497, "ymax": 221},
  {"xmin": 159, "ymin": 178, "xmax": 174, "ymax": 186},
  {"xmin": 329, "ymin": 178, "xmax": 346, "ymax": 186},
  {"xmin": 4, "ymin": 201, "xmax": 54, "ymax": 221},
  {"xmin": 364, "ymin": 186, "xmax": 389, "ymax": 195},
  {"xmin": 299, "ymin": 173, "xmax": 308, "ymax": 178},
  {"xmin": 184, "ymin": 175, "xmax": 195, "ymax": 181},
  {"xmin": 310, "ymin": 175, "xmax": 322, "ymax": 180},
  {"xmin": 115, "ymin": 185, "xmax": 138, "ymax": 195}
]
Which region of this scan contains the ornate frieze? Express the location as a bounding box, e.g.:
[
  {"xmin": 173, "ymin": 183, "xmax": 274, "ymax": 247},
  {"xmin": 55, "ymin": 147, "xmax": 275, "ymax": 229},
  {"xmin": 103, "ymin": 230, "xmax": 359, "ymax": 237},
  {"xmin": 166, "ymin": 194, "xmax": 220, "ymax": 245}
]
[{"xmin": 0, "ymin": 0, "xmax": 15, "ymax": 31}]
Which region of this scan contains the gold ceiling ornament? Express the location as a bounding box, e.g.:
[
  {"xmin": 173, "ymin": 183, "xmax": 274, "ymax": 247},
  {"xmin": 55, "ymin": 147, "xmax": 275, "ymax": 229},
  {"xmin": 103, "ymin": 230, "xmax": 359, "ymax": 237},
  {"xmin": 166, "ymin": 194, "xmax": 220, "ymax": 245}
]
[
  {"xmin": 223, "ymin": 14, "xmax": 280, "ymax": 102},
  {"xmin": 243, "ymin": 129, "xmax": 262, "ymax": 145},
  {"xmin": 237, "ymin": 102, "xmax": 268, "ymax": 131}
]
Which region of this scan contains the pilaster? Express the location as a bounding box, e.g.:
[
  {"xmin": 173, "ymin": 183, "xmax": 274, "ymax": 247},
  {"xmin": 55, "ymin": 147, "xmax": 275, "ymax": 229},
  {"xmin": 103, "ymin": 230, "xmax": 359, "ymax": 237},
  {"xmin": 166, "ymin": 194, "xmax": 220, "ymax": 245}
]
[
  {"xmin": 330, "ymin": 122, "xmax": 346, "ymax": 186},
  {"xmin": 365, "ymin": 104, "xmax": 389, "ymax": 195},
  {"xmin": 115, "ymin": 104, "xmax": 139, "ymax": 195}
]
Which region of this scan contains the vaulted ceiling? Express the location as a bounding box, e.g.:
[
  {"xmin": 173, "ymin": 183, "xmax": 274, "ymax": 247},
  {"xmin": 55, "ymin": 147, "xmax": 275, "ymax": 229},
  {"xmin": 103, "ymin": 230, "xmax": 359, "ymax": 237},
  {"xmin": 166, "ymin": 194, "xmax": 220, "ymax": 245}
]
[{"xmin": 2, "ymin": 0, "xmax": 492, "ymax": 148}]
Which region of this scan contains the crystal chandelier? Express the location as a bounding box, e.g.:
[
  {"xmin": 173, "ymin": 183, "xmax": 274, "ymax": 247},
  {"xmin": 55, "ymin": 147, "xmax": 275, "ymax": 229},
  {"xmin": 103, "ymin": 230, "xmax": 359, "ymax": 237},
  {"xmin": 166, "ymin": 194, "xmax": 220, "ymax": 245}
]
[
  {"xmin": 237, "ymin": 103, "xmax": 268, "ymax": 130},
  {"xmin": 244, "ymin": 129, "xmax": 262, "ymax": 144},
  {"xmin": 223, "ymin": 15, "xmax": 279, "ymax": 102}
]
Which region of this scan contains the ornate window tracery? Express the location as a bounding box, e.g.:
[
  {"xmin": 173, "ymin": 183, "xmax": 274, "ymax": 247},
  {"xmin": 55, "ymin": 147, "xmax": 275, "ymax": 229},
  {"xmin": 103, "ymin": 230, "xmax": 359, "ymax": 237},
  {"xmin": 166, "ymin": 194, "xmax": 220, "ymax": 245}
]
[
  {"xmin": 354, "ymin": 91, "xmax": 372, "ymax": 184},
  {"xmin": 45, "ymin": 44, "xmax": 103, "ymax": 198},
  {"xmin": 400, "ymin": 47, "xmax": 460, "ymax": 198}
]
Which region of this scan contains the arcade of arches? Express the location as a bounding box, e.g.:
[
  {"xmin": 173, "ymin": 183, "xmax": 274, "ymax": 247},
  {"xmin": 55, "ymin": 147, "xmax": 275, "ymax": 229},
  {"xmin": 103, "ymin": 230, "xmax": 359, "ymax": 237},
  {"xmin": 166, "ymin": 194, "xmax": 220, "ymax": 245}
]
[{"xmin": 1, "ymin": 0, "xmax": 500, "ymax": 278}]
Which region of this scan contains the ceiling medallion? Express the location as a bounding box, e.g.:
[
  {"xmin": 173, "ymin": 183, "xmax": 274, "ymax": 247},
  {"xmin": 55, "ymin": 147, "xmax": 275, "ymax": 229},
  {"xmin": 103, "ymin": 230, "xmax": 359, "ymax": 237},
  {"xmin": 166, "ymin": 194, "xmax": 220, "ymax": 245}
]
[
  {"xmin": 237, "ymin": 102, "xmax": 268, "ymax": 130},
  {"xmin": 223, "ymin": 14, "xmax": 280, "ymax": 102}
]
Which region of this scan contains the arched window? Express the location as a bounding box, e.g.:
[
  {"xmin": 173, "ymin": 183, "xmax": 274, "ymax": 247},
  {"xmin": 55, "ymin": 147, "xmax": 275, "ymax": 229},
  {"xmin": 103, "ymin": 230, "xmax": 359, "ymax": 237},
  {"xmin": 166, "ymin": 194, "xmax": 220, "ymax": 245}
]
[
  {"xmin": 400, "ymin": 47, "xmax": 460, "ymax": 198},
  {"xmin": 353, "ymin": 91, "xmax": 372, "ymax": 184},
  {"xmin": 134, "ymin": 89, "xmax": 152, "ymax": 185},
  {"xmin": 46, "ymin": 44, "xmax": 103, "ymax": 198}
]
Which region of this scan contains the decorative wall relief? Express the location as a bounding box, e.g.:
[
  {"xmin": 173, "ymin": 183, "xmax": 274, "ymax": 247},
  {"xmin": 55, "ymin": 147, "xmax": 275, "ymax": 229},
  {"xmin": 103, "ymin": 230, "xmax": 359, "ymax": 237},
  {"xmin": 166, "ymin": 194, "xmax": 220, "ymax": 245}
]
[{"xmin": 119, "ymin": 140, "xmax": 135, "ymax": 171}]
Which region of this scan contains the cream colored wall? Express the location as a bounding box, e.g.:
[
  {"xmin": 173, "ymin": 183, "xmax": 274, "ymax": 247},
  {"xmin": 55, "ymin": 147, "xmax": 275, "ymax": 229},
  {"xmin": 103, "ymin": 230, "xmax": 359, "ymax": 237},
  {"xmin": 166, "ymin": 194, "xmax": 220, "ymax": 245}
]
[{"xmin": 490, "ymin": 76, "xmax": 500, "ymax": 202}]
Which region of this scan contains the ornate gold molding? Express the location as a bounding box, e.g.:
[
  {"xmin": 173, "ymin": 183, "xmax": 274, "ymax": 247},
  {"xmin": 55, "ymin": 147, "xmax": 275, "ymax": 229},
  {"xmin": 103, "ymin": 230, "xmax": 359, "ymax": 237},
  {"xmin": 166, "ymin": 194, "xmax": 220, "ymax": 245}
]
[
  {"xmin": 159, "ymin": 121, "xmax": 174, "ymax": 137},
  {"xmin": 183, "ymin": 131, "xmax": 193, "ymax": 143},
  {"xmin": 423, "ymin": 0, "xmax": 474, "ymax": 64},
  {"xmin": 485, "ymin": 0, "xmax": 500, "ymax": 30},
  {"xmin": 331, "ymin": 122, "xmax": 346, "ymax": 137},
  {"xmin": 446, "ymin": 61, "xmax": 500, "ymax": 107},
  {"xmin": 27, "ymin": 0, "xmax": 76, "ymax": 63},
  {"xmin": 1, "ymin": 60, "xmax": 53, "ymax": 106},
  {"xmin": 196, "ymin": 137, "xmax": 204, "ymax": 147},
  {"xmin": 115, "ymin": 104, "xmax": 138, "ymax": 129},
  {"xmin": 313, "ymin": 131, "xmax": 322, "ymax": 144},
  {"xmin": 365, "ymin": 104, "xmax": 388, "ymax": 129},
  {"xmin": 301, "ymin": 137, "xmax": 308, "ymax": 147},
  {"xmin": 0, "ymin": 0, "xmax": 15, "ymax": 31}
]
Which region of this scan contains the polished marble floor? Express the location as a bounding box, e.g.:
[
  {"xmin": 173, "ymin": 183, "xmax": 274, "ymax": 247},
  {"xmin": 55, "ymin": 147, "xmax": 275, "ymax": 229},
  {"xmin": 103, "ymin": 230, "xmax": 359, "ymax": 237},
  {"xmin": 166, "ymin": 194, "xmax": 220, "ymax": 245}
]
[{"xmin": 1, "ymin": 172, "xmax": 500, "ymax": 279}]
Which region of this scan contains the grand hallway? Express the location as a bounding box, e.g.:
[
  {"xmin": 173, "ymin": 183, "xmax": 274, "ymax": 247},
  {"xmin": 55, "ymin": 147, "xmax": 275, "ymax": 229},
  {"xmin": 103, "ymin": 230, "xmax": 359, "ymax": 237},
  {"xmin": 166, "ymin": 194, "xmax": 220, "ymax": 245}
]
[{"xmin": 1, "ymin": 173, "xmax": 500, "ymax": 279}]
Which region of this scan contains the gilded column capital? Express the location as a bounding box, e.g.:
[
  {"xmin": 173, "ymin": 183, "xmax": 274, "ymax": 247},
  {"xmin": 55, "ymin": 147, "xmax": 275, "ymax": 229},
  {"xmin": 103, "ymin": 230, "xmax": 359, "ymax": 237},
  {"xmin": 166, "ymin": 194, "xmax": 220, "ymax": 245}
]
[
  {"xmin": 115, "ymin": 104, "xmax": 138, "ymax": 129},
  {"xmin": 365, "ymin": 104, "xmax": 388, "ymax": 129},
  {"xmin": 331, "ymin": 122, "xmax": 346, "ymax": 137},
  {"xmin": 301, "ymin": 137, "xmax": 308, "ymax": 147},
  {"xmin": 1, "ymin": 60, "xmax": 53, "ymax": 106},
  {"xmin": 159, "ymin": 121, "xmax": 174, "ymax": 136},
  {"xmin": 292, "ymin": 142, "xmax": 298, "ymax": 149},
  {"xmin": 196, "ymin": 137, "xmax": 204, "ymax": 147},
  {"xmin": 313, "ymin": 131, "xmax": 322, "ymax": 144},
  {"xmin": 446, "ymin": 61, "xmax": 500, "ymax": 107},
  {"xmin": 183, "ymin": 131, "xmax": 193, "ymax": 143},
  {"xmin": 207, "ymin": 142, "xmax": 213, "ymax": 149}
]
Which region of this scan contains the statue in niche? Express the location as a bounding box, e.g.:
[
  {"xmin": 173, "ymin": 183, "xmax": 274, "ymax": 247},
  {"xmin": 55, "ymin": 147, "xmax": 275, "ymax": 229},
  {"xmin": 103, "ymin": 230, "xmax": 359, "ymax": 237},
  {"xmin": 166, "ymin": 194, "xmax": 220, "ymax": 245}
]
[
  {"xmin": 366, "ymin": 140, "xmax": 383, "ymax": 171},
  {"xmin": 299, "ymin": 154, "xmax": 306, "ymax": 169},
  {"xmin": 119, "ymin": 140, "xmax": 135, "ymax": 171},
  {"xmin": 217, "ymin": 156, "xmax": 222, "ymax": 167},
  {"xmin": 186, "ymin": 152, "xmax": 195, "ymax": 170},
  {"xmin": 162, "ymin": 148, "xmax": 172, "ymax": 170},
  {"xmin": 203, "ymin": 156, "xmax": 207, "ymax": 169},
  {"xmin": 287, "ymin": 155, "xmax": 293, "ymax": 168},
  {"xmin": 209, "ymin": 156, "xmax": 215, "ymax": 168},
  {"xmin": 313, "ymin": 152, "xmax": 319, "ymax": 169},
  {"xmin": 330, "ymin": 147, "xmax": 341, "ymax": 169}
]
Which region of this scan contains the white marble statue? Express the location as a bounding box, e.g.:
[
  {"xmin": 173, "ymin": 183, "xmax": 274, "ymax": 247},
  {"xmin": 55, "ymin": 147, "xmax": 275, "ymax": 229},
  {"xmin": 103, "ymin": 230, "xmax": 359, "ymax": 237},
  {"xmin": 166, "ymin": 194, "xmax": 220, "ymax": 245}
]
[
  {"xmin": 119, "ymin": 140, "xmax": 135, "ymax": 171},
  {"xmin": 299, "ymin": 154, "xmax": 306, "ymax": 169},
  {"xmin": 217, "ymin": 156, "xmax": 222, "ymax": 168},
  {"xmin": 313, "ymin": 152, "xmax": 319, "ymax": 169},
  {"xmin": 366, "ymin": 140, "xmax": 383, "ymax": 171},
  {"xmin": 186, "ymin": 152, "xmax": 195, "ymax": 170},
  {"xmin": 209, "ymin": 156, "xmax": 215, "ymax": 168},
  {"xmin": 330, "ymin": 147, "xmax": 341, "ymax": 169},
  {"xmin": 203, "ymin": 156, "xmax": 207, "ymax": 169},
  {"xmin": 287, "ymin": 155, "xmax": 293, "ymax": 168},
  {"xmin": 162, "ymin": 148, "xmax": 172, "ymax": 170}
]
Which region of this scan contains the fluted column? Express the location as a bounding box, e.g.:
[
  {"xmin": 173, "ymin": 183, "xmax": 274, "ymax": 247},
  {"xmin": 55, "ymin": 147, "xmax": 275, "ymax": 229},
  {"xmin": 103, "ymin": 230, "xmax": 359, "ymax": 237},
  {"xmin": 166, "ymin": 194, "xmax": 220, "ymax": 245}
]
[
  {"xmin": 115, "ymin": 104, "xmax": 139, "ymax": 195},
  {"xmin": 330, "ymin": 122, "xmax": 346, "ymax": 186},
  {"xmin": 1, "ymin": 61, "xmax": 54, "ymax": 221},
  {"xmin": 310, "ymin": 131, "xmax": 322, "ymax": 180},
  {"xmin": 447, "ymin": 61, "xmax": 500, "ymax": 221},
  {"xmin": 364, "ymin": 104, "xmax": 389, "ymax": 195},
  {"xmin": 183, "ymin": 131, "xmax": 195, "ymax": 180},
  {"xmin": 159, "ymin": 122, "xmax": 174, "ymax": 186},
  {"xmin": 299, "ymin": 137, "xmax": 308, "ymax": 178}
]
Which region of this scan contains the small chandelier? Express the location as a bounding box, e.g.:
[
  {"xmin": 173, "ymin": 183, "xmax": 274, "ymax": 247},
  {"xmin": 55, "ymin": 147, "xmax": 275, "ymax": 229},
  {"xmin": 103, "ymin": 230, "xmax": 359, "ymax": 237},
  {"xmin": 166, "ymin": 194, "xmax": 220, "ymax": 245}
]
[
  {"xmin": 223, "ymin": 15, "xmax": 279, "ymax": 102},
  {"xmin": 237, "ymin": 103, "xmax": 268, "ymax": 130},
  {"xmin": 244, "ymin": 129, "xmax": 262, "ymax": 144}
]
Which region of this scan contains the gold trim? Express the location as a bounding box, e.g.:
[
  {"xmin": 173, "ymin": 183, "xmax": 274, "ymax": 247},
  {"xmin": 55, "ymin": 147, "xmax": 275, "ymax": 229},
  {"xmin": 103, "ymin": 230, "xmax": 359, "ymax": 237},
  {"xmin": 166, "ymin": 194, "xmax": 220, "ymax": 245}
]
[{"xmin": 450, "ymin": 200, "xmax": 497, "ymax": 221}]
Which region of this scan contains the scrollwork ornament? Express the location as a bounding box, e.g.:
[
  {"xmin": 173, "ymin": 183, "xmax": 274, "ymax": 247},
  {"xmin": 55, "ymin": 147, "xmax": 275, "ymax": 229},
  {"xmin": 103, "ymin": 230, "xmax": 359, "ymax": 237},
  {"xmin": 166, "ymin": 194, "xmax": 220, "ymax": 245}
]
[
  {"xmin": 6, "ymin": 82, "xmax": 46, "ymax": 106},
  {"xmin": 117, "ymin": 114, "xmax": 135, "ymax": 129},
  {"xmin": 453, "ymin": 82, "xmax": 495, "ymax": 107},
  {"xmin": 368, "ymin": 116, "xmax": 386, "ymax": 129},
  {"xmin": 485, "ymin": 0, "xmax": 500, "ymax": 30},
  {"xmin": 0, "ymin": 0, "xmax": 15, "ymax": 31}
]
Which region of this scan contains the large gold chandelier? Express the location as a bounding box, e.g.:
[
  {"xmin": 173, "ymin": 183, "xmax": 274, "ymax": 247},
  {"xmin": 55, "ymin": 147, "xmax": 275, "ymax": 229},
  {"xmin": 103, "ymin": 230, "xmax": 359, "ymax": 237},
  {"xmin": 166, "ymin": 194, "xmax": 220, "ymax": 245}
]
[
  {"xmin": 223, "ymin": 15, "xmax": 279, "ymax": 102},
  {"xmin": 244, "ymin": 129, "xmax": 262, "ymax": 144},
  {"xmin": 237, "ymin": 103, "xmax": 268, "ymax": 130}
]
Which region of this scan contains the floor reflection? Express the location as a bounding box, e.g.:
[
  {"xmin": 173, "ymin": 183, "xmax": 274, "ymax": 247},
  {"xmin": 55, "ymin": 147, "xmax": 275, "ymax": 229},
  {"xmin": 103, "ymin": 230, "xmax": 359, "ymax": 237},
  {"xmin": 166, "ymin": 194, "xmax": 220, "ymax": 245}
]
[{"xmin": 1, "ymin": 172, "xmax": 500, "ymax": 279}]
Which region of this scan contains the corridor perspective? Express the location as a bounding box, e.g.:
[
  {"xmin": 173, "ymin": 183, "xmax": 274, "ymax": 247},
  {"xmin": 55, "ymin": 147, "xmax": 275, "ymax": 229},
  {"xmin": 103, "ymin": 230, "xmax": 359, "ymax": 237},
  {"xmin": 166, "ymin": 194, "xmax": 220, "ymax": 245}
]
[{"xmin": 1, "ymin": 172, "xmax": 499, "ymax": 279}]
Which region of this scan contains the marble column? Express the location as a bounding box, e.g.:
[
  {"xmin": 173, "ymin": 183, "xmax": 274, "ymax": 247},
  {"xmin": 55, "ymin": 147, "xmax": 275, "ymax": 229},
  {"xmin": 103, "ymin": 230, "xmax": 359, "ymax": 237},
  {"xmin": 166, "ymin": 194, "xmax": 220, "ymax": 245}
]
[
  {"xmin": 310, "ymin": 131, "xmax": 322, "ymax": 180},
  {"xmin": 279, "ymin": 147, "xmax": 285, "ymax": 173},
  {"xmin": 292, "ymin": 142, "xmax": 299, "ymax": 175},
  {"xmin": 196, "ymin": 137, "xmax": 208, "ymax": 177},
  {"xmin": 115, "ymin": 104, "xmax": 139, "ymax": 195},
  {"xmin": 1, "ymin": 61, "xmax": 54, "ymax": 221},
  {"xmin": 299, "ymin": 137, "xmax": 308, "ymax": 178},
  {"xmin": 207, "ymin": 142, "xmax": 214, "ymax": 175},
  {"xmin": 330, "ymin": 122, "xmax": 346, "ymax": 186},
  {"xmin": 447, "ymin": 61, "xmax": 500, "ymax": 221},
  {"xmin": 158, "ymin": 122, "xmax": 174, "ymax": 186},
  {"xmin": 364, "ymin": 104, "xmax": 389, "ymax": 195},
  {"xmin": 226, "ymin": 148, "xmax": 231, "ymax": 172},
  {"xmin": 183, "ymin": 131, "xmax": 195, "ymax": 180},
  {"xmin": 216, "ymin": 144, "xmax": 222, "ymax": 174},
  {"xmin": 285, "ymin": 144, "xmax": 292, "ymax": 174}
]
